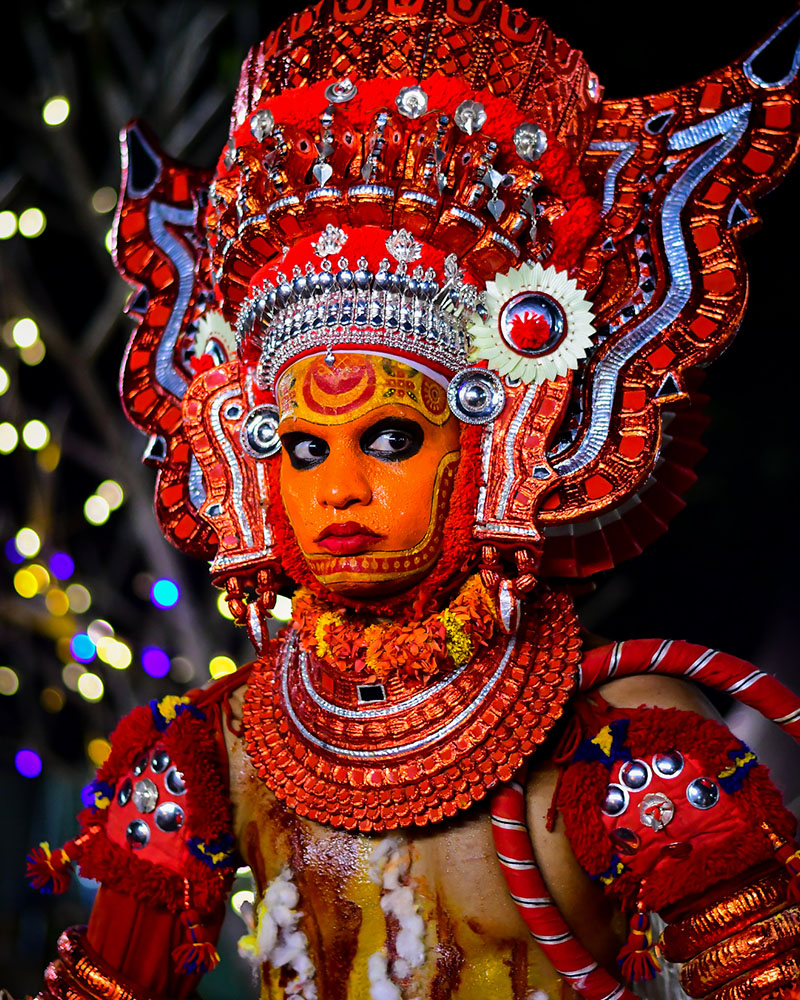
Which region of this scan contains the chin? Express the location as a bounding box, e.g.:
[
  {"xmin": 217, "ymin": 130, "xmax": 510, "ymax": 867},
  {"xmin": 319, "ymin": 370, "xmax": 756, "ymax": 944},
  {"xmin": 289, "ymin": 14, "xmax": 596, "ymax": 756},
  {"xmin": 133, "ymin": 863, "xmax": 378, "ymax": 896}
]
[{"xmin": 316, "ymin": 567, "xmax": 433, "ymax": 599}]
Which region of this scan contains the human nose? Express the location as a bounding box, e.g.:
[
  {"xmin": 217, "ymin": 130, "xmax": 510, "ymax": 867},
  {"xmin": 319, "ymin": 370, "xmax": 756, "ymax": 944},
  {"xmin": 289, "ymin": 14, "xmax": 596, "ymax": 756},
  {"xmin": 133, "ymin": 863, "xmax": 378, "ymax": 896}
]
[{"xmin": 316, "ymin": 453, "xmax": 372, "ymax": 509}]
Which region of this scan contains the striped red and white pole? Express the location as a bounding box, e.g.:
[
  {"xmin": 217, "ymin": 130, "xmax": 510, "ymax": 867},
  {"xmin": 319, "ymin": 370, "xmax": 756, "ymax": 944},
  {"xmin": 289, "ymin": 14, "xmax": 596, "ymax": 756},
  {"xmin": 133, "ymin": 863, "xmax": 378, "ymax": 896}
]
[
  {"xmin": 580, "ymin": 639, "xmax": 800, "ymax": 745},
  {"xmin": 491, "ymin": 779, "xmax": 633, "ymax": 1000}
]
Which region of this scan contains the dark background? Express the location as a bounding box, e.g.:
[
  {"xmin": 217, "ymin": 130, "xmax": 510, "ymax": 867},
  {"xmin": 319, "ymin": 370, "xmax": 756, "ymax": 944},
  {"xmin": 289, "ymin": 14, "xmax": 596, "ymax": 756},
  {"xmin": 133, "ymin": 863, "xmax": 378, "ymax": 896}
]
[{"xmin": 0, "ymin": 1, "xmax": 798, "ymax": 995}]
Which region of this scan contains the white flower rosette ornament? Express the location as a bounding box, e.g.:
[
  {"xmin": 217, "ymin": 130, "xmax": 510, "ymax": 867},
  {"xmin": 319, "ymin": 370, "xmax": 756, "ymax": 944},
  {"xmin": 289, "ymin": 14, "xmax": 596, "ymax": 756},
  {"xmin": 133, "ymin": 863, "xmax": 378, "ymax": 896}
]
[{"xmin": 468, "ymin": 262, "xmax": 595, "ymax": 385}]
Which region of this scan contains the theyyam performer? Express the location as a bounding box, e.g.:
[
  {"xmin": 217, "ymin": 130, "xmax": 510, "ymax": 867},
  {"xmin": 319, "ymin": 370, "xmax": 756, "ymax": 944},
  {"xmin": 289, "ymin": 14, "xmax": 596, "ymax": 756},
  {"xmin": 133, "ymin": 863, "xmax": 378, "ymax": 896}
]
[{"xmin": 22, "ymin": 2, "xmax": 800, "ymax": 998}]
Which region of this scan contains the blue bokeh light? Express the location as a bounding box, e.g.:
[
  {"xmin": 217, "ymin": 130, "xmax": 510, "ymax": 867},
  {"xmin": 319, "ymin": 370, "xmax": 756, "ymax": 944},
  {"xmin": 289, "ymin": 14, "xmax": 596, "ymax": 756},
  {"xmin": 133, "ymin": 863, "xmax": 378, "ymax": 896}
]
[
  {"xmin": 150, "ymin": 578, "xmax": 180, "ymax": 609},
  {"xmin": 15, "ymin": 749, "xmax": 43, "ymax": 778},
  {"xmin": 71, "ymin": 633, "xmax": 97, "ymax": 663},
  {"xmin": 4, "ymin": 538, "xmax": 24, "ymax": 564},
  {"xmin": 50, "ymin": 552, "xmax": 75, "ymax": 579},
  {"xmin": 141, "ymin": 646, "xmax": 171, "ymax": 679}
]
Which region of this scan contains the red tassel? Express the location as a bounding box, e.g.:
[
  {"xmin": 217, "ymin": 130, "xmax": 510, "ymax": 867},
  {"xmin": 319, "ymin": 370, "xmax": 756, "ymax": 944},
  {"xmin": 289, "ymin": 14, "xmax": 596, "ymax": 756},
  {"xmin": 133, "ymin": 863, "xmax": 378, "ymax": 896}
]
[
  {"xmin": 26, "ymin": 842, "xmax": 74, "ymax": 895},
  {"xmin": 618, "ymin": 910, "xmax": 661, "ymax": 983},
  {"xmin": 762, "ymin": 824, "xmax": 800, "ymax": 902},
  {"xmin": 172, "ymin": 909, "xmax": 220, "ymax": 975}
]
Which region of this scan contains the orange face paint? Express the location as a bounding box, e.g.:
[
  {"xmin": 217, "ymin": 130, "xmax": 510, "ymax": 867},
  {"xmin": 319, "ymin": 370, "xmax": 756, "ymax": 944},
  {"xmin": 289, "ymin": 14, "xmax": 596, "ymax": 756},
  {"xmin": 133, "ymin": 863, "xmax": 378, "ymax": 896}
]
[{"xmin": 278, "ymin": 354, "xmax": 461, "ymax": 596}]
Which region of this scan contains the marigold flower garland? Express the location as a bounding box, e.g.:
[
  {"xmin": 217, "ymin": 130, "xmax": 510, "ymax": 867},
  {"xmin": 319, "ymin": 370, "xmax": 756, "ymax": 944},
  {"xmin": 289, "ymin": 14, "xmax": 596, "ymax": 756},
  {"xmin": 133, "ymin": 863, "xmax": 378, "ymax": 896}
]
[{"xmin": 291, "ymin": 574, "xmax": 497, "ymax": 682}]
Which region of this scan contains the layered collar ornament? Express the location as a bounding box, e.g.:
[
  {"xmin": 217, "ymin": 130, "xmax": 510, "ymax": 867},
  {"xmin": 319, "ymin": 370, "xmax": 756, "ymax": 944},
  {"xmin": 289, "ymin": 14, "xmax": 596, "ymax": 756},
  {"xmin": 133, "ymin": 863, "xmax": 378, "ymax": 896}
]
[{"xmin": 243, "ymin": 586, "xmax": 582, "ymax": 831}]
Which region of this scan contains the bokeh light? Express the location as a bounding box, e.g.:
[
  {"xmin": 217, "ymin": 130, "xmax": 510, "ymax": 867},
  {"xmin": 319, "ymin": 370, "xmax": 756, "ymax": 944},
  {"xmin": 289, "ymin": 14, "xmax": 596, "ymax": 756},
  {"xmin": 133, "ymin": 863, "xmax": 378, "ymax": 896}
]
[
  {"xmin": 97, "ymin": 479, "xmax": 124, "ymax": 509},
  {"xmin": 151, "ymin": 578, "xmax": 180, "ymax": 608},
  {"xmin": 15, "ymin": 749, "xmax": 43, "ymax": 778},
  {"xmin": 40, "ymin": 687, "xmax": 65, "ymax": 713},
  {"xmin": 0, "ymin": 366, "xmax": 8, "ymax": 395},
  {"xmin": 87, "ymin": 738, "xmax": 112, "ymax": 766},
  {"xmin": 231, "ymin": 890, "xmax": 255, "ymax": 916},
  {"xmin": 15, "ymin": 527, "xmax": 41, "ymax": 557},
  {"xmin": 42, "ymin": 96, "xmax": 70, "ymax": 126},
  {"xmin": 66, "ymin": 583, "xmax": 91, "ymax": 613},
  {"xmin": 36, "ymin": 442, "xmax": 60, "ymax": 470},
  {"xmin": 97, "ymin": 638, "xmax": 131, "ymax": 670},
  {"xmin": 70, "ymin": 633, "xmax": 97, "ymax": 663},
  {"xmin": 209, "ymin": 655, "xmax": 236, "ymax": 679},
  {"xmin": 20, "ymin": 340, "xmax": 46, "ymax": 365},
  {"xmin": 50, "ymin": 552, "xmax": 75, "ymax": 580},
  {"xmin": 0, "ymin": 423, "xmax": 19, "ymax": 454},
  {"xmin": 104, "ymin": 229, "xmax": 113, "ymax": 253},
  {"xmin": 28, "ymin": 564, "xmax": 50, "ymax": 591},
  {"xmin": 87, "ymin": 619, "xmax": 113, "ymax": 643},
  {"xmin": 22, "ymin": 419, "xmax": 50, "ymax": 450},
  {"xmin": 0, "ymin": 211, "xmax": 17, "ymax": 239},
  {"xmin": 45, "ymin": 588, "xmax": 70, "ymax": 616},
  {"xmin": 217, "ymin": 591, "xmax": 234, "ymax": 620},
  {"xmin": 141, "ymin": 646, "xmax": 170, "ymax": 679},
  {"xmin": 62, "ymin": 662, "xmax": 85, "ymax": 690},
  {"xmin": 170, "ymin": 657, "xmax": 194, "ymax": 683},
  {"xmin": 0, "ymin": 667, "xmax": 19, "ymax": 695},
  {"xmin": 13, "ymin": 569, "xmax": 37, "ymax": 599},
  {"xmin": 92, "ymin": 187, "xmax": 117, "ymax": 214},
  {"xmin": 77, "ymin": 672, "xmax": 104, "ymax": 702},
  {"xmin": 4, "ymin": 538, "xmax": 24, "ymax": 563},
  {"xmin": 272, "ymin": 594, "xmax": 292, "ymax": 621},
  {"xmin": 19, "ymin": 208, "xmax": 46, "ymax": 238},
  {"xmin": 84, "ymin": 495, "xmax": 110, "ymax": 525},
  {"xmin": 12, "ymin": 318, "xmax": 38, "ymax": 348}
]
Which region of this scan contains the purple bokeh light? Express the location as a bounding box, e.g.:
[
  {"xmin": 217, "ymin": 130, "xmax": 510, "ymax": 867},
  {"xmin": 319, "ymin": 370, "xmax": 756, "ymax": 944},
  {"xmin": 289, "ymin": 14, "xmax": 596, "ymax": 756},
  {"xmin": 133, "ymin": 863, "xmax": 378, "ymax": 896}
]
[
  {"xmin": 141, "ymin": 646, "xmax": 170, "ymax": 679},
  {"xmin": 15, "ymin": 749, "xmax": 43, "ymax": 778},
  {"xmin": 50, "ymin": 552, "xmax": 75, "ymax": 579},
  {"xmin": 5, "ymin": 538, "xmax": 24, "ymax": 564}
]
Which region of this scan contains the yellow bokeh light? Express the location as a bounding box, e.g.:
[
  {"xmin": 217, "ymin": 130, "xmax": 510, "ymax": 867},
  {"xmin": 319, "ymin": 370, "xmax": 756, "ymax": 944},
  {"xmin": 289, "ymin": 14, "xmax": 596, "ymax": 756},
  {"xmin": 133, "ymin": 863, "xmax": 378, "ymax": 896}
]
[
  {"xmin": 56, "ymin": 637, "xmax": 74, "ymax": 662},
  {"xmin": 92, "ymin": 187, "xmax": 117, "ymax": 214},
  {"xmin": 77, "ymin": 672, "xmax": 104, "ymax": 702},
  {"xmin": 0, "ymin": 667, "xmax": 19, "ymax": 696},
  {"xmin": 37, "ymin": 443, "xmax": 60, "ymax": 472},
  {"xmin": 15, "ymin": 527, "xmax": 41, "ymax": 557},
  {"xmin": 0, "ymin": 367, "xmax": 8, "ymax": 395},
  {"xmin": 22, "ymin": 420, "xmax": 50, "ymax": 451},
  {"xmin": 0, "ymin": 211, "xmax": 17, "ymax": 239},
  {"xmin": 19, "ymin": 208, "xmax": 46, "ymax": 238},
  {"xmin": 84, "ymin": 495, "xmax": 110, "ymax": 525},
  {"xmin": 20, "ymin": 340, "xmax": 46, "ymax": 366},
  {"xmin": 27, "ymin": 564, "xmax": 50, "ymax": 591},
  {"xmin": 66, "ymin": 583, "xmax": 91, "ymax": 613},
  {"xmin": 42, "ymin": 96, "xmax": 70, "ymax": 127},
  {"xmin": 97, "ymin": 479, "xmax": 124, "ymax": 509},
  {"xmin": 97, "ymin": 637, "xmax": 131, "ymax": 670},
  {"xmin": 209, "ymin": 655, "xmax": 236, "ymax": 679},
  {"xmin": 40, "ymin": 687, "xmax": 65, "ymax": 713},
  {"xmin": 12, "ymin": 318, "xmax": 38, "ymax": 349},
  {"xmin": 217, "ymin": 591, "xmax": 234, "ymax": 620},
  {"xmin": 13, "ymin": 570, "xmax": 37, "ymax": 598},
  {"xmin": 87, "ymin": 737, "xmax": 112, "ymax": 767},
  {"xmin": 45, "ymin": 588, "xmax": 70, "ymax": 616},
  {"xmin": 0, "ymin": 423, "xmax": 18, "ymax": 454},
  {"xmin": 272, "ymin": 594, "xmax": 293, "ymax": 621},
  {"xmin": 61, "ymin": 661, "xmax": 85, "ymax": 690}
]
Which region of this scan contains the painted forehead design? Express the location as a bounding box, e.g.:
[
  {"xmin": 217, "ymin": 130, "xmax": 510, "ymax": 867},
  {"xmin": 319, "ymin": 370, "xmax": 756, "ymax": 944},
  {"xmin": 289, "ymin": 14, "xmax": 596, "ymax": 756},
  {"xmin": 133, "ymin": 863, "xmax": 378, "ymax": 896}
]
[{"xmin": 276, "ymin": 353, "xmax": 451, "ymax": 426}]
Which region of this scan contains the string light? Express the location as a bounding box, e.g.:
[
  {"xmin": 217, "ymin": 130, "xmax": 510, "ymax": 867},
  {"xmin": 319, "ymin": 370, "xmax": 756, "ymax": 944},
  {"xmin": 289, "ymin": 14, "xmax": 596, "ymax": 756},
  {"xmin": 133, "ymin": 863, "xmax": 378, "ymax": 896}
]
[
  {"xmin": 11, "ymin": 318, "xmax": 38, "ymax": 348},
  {"xmin": 19, "ymin": 208, "xmax": 46, "ymax": 238},
  {"xmin": 0, "ymin": 667, "xmax": 19, "ymax": 695},
  {"xmin": 150, "ymin": 578, "xmax": 180, "ymax": 608},
  {"xmin": 0, "ymin": 211, "xmax": 17, "ymax": 239},
  {"xmin": 0, "ymin": 423, "xmax": 19, "ymax": 454},
  {"xmin": 209, "ymin": 655, "xmax": 236, "ymax": 679},
  {"xmin": 22, "ymin": 420, "xmax": 50, "ymax": 450},
  {"xmin": 42, "ymin": 96, "xmax": 70, "ymax": 126},
  {"xmin": 77, "ymin": 672, "xmax": 104, "ymax": 702},
  {"xmin": 15, "ymin": 528, "xmax": 41, "ymax": 557}
]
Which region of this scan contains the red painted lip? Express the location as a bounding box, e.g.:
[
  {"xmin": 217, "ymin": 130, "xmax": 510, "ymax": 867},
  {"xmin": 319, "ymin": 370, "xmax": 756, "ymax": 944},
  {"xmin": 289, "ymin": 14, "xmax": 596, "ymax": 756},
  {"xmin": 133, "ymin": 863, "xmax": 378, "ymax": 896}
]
[{"xmin": 315, "ymin": 522, "xmax": 384, "ymax": 555}]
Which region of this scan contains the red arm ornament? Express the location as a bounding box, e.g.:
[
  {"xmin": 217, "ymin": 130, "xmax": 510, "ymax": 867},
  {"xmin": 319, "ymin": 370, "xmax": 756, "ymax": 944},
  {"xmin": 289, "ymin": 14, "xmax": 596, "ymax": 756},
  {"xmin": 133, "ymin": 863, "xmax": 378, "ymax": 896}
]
[{"xmin": 27, "ymin": 687, "xmax": 237, "ymax": 999}]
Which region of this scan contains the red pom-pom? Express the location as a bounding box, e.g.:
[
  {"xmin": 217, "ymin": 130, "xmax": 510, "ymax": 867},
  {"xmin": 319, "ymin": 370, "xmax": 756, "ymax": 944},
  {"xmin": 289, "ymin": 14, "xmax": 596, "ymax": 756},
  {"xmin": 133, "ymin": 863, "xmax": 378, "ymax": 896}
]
[
  {"xmin": 172, "ymin": 910, "xmax": 220, "ymax": 975},
  {"xmin": 618, "ymin": 910, "xmax": 661, "ymax": 983},
  {"xmin": 26, "ymin": 842, "xmax": 73, "ymax": 895}
]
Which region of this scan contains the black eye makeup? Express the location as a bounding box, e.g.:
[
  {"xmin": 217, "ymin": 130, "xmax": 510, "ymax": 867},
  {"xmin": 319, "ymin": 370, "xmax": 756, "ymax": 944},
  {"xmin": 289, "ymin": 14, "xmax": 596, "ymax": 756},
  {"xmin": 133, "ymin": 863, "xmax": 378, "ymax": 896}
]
[
  {"xmin": 280, "ymin": 432, "xmax": 330, "ymax": 470},
  {"xmin": 360, "ymin": 417, "xmax": 424, "ymax": 462}
]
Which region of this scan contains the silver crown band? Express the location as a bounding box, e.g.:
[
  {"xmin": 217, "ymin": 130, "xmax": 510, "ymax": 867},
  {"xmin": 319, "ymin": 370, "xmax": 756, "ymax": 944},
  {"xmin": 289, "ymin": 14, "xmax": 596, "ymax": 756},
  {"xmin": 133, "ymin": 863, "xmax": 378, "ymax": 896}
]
[{"xmin": 238, "ymin": 255, "xmax": 486, "ymax": 389}]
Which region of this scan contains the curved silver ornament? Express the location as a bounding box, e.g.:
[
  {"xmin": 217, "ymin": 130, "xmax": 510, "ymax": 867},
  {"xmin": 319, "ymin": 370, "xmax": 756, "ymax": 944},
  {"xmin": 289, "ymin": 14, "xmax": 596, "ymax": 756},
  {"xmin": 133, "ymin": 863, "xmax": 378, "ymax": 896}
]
[
  {"xmin": 514, "ymin": 122, "xmax": 548, "ymax": 162},
  {"xmin": 241, "ymin": 405, "xmax": 281, "ymax": 459},
  {"xmin": 447, "ymin": 368, "xmax": 505, "ymax": 424}
]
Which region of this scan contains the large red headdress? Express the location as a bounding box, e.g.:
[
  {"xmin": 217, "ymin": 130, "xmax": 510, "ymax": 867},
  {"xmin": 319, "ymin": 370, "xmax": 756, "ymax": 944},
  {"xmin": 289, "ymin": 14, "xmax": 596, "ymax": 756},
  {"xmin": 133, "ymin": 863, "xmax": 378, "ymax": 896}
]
[{"xmin": 114, "ymin": 1, "xmax": 800, "ymax": 644}]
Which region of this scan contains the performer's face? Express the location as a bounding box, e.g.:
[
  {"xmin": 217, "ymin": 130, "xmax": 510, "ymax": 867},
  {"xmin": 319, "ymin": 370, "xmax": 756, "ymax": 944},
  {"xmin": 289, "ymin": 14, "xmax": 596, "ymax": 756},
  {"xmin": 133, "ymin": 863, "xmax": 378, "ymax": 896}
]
[{"xmin": 277, "ymin": 354, "xmax": 461, "ymax": 595}]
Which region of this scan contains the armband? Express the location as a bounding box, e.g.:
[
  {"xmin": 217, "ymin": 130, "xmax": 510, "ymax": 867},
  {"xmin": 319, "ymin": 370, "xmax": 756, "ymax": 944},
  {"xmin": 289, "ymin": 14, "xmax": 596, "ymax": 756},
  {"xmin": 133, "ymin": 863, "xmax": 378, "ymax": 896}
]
[
  {"xmin": 552, "ymin": 695, "xmax": 800, "ymax": 998},
  {"xmin": 27, "ymin": 691, "xmax": 237, "ymax": 979}
]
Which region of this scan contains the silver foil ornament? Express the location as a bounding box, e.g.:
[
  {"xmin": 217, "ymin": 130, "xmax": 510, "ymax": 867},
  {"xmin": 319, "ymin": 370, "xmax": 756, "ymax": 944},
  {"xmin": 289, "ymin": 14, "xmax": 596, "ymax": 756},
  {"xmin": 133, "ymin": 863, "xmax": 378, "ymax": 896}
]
[
  {"xmin": 514, "ymin": 122, "xmax": 548, "ymax": 162},
  {"xmin": 454, "ymin": 100, "xmax": 487, "ymax": 135},
  {"xmin": 250, "ymin": 108, "xmax": 275, "ymax": 142},
  {"xmin": 396, "ymin": 85, "xmax": 428, "ymax": 119}
]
